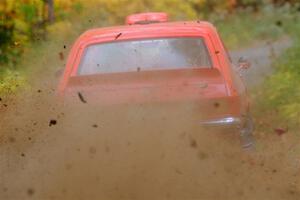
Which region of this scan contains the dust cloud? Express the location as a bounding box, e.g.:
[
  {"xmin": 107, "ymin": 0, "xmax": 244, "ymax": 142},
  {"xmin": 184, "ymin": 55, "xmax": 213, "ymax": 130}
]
[
  {"xmin": 0, "ymin": 35, "xmax": 299, "ymax": 199},
  {"xmin": 1, "ymin": 81, "xmax": 300, "ymax": 200}
]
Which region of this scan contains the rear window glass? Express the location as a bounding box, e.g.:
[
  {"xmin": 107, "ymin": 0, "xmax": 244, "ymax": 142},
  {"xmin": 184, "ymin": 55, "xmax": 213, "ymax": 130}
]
[{"xmin": 78, "ymin": 37, "xmax": 212, "ymax": 75}]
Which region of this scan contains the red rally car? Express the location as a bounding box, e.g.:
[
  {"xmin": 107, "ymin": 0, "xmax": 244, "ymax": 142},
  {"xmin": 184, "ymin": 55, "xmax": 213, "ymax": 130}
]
[{"xmin": 58, "ymin": 12, "xmax": 254, "ymax": 149}]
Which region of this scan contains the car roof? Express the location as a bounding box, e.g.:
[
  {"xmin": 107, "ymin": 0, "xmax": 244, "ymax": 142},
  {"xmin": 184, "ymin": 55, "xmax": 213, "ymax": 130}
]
[{"xmin": 77, "ymin": 21, "xmax": 217, "ymax": 43}]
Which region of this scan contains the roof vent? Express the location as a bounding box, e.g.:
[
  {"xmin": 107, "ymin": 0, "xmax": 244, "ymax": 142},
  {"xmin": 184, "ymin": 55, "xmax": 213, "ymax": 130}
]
[{"xmin": 126, "ymin": 12, "xmax": 168, "ymax": 25}]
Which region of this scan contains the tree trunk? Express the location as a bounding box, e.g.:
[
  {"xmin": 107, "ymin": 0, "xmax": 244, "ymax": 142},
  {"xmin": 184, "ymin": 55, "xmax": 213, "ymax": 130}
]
[{"xmin": 47, "ymin": 0, "xmax": 55, "ymax": 23}]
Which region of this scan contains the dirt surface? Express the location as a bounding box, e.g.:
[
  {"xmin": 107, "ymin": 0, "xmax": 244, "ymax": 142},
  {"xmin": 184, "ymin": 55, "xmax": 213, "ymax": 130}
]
[{"xmin": 1, "ymin": 38, "xmax": 299, "ymax": 200}]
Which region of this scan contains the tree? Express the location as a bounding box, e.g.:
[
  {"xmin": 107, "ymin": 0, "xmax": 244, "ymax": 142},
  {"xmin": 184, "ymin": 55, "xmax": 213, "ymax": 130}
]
[
  {"xmin": 47, "ymin": 0, "xmax": 54, "ymax": 23},
  {"xmin": 43, "ymin": 0, "xmax": 54, "ymax": 23}
]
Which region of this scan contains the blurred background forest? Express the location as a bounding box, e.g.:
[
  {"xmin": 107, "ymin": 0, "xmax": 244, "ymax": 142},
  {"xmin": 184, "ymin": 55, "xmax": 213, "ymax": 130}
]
[
  {"xmin": 1, "ymin": 0, "xmax": 298, "ymax": 65},
  {"xmin": 0, "ymin": 0, "xmax": 300, "ymax": 127}
]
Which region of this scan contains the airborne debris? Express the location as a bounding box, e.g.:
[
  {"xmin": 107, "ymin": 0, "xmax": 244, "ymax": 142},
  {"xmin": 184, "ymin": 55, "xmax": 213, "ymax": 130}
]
[
  {"xmin": 175, "ymin": 168, "xmax": 183, "ymax": 175},
  {"xmin": 59, "ymin": 52, "xmax": 64, "ymax": 61},
  {"xmin": 275, "ymin": 20, "xmax": 282, "ymax": 27},
  {"xmin": 92, "ymin": 124, "xmax": 98, "ymax": 128},
  {"xmin": 115, "ymin": 33, "xmax": 122, "ymax": 40},
  {"xmin": 8, "ymin": 137, "xmax": 16, "ymax": 143},
  {"xmin": 89, "ymin": 146, "xmax": 97, "ymax": 154},
  {"xmin": 27, "ymin": 188, "xmax": 34, "ymax": 196},
  {"xmin": 49, "ymin": 119, "xmax": 57, "ymax": 127},
  {"xmin": 77, "ymin": 92, "xmax": 87, "ymax": 103},
  {"xmin": 274, "ymin": 127, "xmax": 288, "ymax": 136},
  {"xmin": 190, "ymin": 138, "xmax": 198, "ymax": 148},
  {"xmin": 214, "ymin": 102, "xmax": 220, "ymax": 108},
  {"xmin": 198, "ymin": 151, "xmax": 208, "ymax": 160}
]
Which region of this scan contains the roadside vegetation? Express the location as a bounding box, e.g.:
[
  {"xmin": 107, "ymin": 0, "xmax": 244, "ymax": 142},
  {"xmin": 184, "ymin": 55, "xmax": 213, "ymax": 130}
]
[
  {"xmin": 254, "ymin": 6, "xmax": 300, "ymax": 130},
  {"xmin": 0, "ymin": 0, "xmax": 300, "ymax": 128}
]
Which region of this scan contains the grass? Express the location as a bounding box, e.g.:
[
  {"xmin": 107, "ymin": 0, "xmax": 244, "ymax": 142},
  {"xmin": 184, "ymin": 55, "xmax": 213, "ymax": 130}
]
[
  {"xmin": 251, "ymin": 6, "xmax": 300, "ymax": 130},
  {"xmin": 0, "ymin": 69, "xmax": 26, "ymax": 95},
  {"xmin": 213, "ymin": 7, "xmax": 286, "ymax": 49},
  {"xmin": 254, "ymin": 39, "xmax": 300, "ymax": 130}
]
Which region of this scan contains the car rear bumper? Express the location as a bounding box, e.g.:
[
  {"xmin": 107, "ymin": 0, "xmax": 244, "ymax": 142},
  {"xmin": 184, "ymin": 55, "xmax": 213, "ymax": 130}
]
[
  {"xmin": 200, "ymin": 116, "xmax": 255, "ymax": 150},
  {"xmin": 200, "ymin": 117, "xmax": 242, "ymax": 127}
]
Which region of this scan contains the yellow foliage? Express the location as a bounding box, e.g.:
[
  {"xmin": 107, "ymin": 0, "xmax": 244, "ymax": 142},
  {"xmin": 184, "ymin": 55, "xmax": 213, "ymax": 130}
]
[
  {"xmin": 0, "ymin": 70, "xmax": 26, "ymax": 95},
  {"xmin": 282, "ymin": 103, "xmax": 300, "ymax": 120},
  {"xmin": 47, "ymin": 20, "xmax": 73, "ymax": 40},
  {"xmin": 76, "ymin": 0, "xmax": 204, "ymax": 24}
]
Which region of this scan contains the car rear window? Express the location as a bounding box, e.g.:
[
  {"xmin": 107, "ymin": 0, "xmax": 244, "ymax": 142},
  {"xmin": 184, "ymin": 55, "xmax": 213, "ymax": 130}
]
[{"xmin": 78, "ymin": 37, "xmax": 212, "ymax": 75}]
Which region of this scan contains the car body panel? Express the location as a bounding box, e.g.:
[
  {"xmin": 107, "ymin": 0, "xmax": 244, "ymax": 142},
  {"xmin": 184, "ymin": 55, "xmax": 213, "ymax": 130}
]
[
  {"xmin": 59, "ymin": 22, "xmax": 237, "ymax": 94},
  {"xmin": 58, "ymin": 16, "xmax": 249, "ymax": 129}
]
